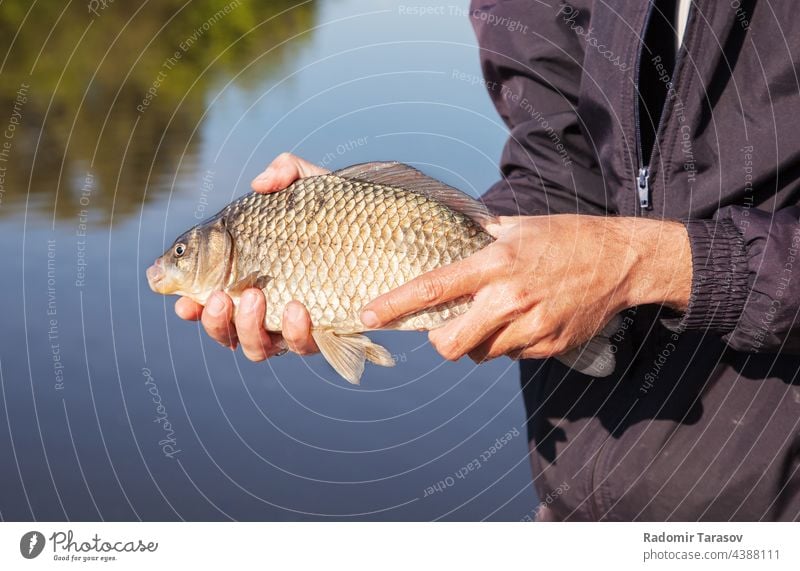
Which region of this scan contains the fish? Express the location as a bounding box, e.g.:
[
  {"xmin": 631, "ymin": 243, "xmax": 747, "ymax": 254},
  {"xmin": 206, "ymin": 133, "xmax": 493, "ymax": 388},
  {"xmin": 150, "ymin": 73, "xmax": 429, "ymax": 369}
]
[{"xmin": 146, "ymin": 162, "xmax": 619, "ymax": 384}]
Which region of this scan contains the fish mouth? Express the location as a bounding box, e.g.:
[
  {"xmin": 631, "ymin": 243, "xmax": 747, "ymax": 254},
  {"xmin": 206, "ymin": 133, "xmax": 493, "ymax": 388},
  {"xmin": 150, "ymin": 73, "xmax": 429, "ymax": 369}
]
[{"xmin": 146, "ymin": 259, "xmax": 169, "ymax": 294}]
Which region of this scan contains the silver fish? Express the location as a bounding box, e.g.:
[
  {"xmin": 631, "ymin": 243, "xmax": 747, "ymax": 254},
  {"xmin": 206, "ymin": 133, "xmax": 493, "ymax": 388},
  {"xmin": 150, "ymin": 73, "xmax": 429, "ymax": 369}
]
[{"xmin": 146, "ymin": 162, "xmax": 617, "ymax": 383}]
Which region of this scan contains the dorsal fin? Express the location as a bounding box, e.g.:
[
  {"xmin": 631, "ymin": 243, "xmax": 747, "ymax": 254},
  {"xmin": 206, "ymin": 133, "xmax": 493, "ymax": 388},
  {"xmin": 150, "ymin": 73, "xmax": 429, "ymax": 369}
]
[{"xmin": 333, "ymin": 161, "xmax": 497, "ymax": 229}]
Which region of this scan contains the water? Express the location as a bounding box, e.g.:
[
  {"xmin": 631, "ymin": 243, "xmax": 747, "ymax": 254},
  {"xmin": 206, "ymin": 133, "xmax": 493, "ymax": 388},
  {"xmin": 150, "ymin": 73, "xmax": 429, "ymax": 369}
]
[{"xmin": 0, "ymin": 0, "xmax": 536, "ymax": 520}]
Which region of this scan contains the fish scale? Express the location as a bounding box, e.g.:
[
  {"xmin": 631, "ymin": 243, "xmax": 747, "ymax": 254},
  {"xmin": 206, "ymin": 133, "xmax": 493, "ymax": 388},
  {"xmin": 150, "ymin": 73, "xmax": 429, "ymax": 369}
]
[{"xmin": 221, "ymin": 174, "xmax": 492, "ymax": 333}]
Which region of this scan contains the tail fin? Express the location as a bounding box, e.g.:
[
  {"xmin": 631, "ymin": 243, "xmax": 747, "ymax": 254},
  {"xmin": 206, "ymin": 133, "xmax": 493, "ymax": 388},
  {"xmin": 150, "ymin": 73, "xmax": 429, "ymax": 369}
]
[{"xmin": 554, "ymin": 314, "xmax": 621, "ymax": 377}]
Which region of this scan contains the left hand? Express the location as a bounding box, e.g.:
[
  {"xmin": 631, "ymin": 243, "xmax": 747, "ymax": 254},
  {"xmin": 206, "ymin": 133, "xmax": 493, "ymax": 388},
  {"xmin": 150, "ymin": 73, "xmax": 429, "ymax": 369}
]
[
  {"xmin": 359, "ymin": 214, "xmax": 691, "ymax": 363},
  {"xmin": 175, "ymin": 153, "xmax": 328, "ymax": 360}
]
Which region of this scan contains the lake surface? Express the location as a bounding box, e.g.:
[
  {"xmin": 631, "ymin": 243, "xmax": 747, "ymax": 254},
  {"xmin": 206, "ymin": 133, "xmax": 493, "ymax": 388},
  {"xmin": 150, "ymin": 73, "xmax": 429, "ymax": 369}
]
[{"xmin": 0, "ymin": 0, "xmax": 536, "ymax": 520}]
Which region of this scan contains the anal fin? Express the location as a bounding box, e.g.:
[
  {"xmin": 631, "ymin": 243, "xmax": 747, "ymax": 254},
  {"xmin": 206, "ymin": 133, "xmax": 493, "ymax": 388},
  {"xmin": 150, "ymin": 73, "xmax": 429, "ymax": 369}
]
[{"xmin": 311, "ymin": 330, "xmax": 395, "ymax": 385}]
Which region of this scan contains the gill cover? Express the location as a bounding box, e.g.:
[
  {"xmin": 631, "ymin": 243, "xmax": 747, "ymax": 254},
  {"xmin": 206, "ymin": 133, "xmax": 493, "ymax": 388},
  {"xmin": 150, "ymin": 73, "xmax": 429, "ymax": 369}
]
[{"xmin": 153, "ymin": 216, "xmax": 233, "ymax": 301}]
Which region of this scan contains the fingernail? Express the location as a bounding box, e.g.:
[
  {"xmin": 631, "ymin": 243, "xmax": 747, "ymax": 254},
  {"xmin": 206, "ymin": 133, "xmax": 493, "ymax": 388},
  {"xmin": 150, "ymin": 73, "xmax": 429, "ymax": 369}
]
[
  {"xmin": 242, "ymin": 291, "xmax": 258, "ymax": 314},
  {"xmin": 207, "ymin": 294, "xmax": 225, "ymax": 316},
  {"xmin": 360, "ymin": 310, "xmax": 379, "ymax": 328}
]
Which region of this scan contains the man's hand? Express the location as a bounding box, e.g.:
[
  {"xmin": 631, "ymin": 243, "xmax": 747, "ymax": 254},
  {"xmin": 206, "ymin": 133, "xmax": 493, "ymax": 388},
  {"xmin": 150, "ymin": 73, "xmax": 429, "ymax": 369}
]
[
  {"xmin": 175, "ymin": 153, "xmax": 328, "ymax": 361},
  {"xmin": 360, "ymin": 215, "xmax": 692, "ymax": 363}
]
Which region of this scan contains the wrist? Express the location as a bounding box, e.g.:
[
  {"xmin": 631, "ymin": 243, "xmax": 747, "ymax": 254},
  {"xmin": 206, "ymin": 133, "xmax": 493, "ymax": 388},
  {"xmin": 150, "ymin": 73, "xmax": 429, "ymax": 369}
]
[{"xmin": 614, "ymin": 217, "xmax": 692, "ymax": 311}]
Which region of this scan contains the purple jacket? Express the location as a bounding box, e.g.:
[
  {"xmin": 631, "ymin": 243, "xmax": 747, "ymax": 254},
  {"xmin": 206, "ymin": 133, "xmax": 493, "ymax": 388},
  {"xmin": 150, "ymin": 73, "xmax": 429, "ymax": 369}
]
[{"xmin": 471, "ymin": 0, "xmax": 800, "ymax": 520}]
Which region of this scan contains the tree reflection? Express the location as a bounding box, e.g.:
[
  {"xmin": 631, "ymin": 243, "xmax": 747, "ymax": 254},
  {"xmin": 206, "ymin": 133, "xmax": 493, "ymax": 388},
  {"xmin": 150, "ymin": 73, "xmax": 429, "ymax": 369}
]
[{"xmin": 0, "ymin": 0, "xmax": 315, "ymax": 220}]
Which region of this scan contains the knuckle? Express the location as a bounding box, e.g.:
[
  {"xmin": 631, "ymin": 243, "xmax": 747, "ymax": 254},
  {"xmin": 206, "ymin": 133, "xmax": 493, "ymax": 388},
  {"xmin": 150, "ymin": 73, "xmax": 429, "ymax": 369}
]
[
  {"xmin": 521, "ymin": 346, "xmax": 546, "ymax": 360},
  {"xmin": 282, "ymin": 328, "xmax": 301, "ymax": 345},
  {"xmin": 415, "ymin": 275, "xmax": 444, "ymax": 304},
  {"xmin": 241, "ymin": 328, "xmax": 272, "ymax": 361},
  {"xmin": 484, "ymin": 346, "xmax": 504, "ymax": 361},
  {"xmin": 533, "ymin": 338, "xmax": 565, "ymax": 358},
  {"xmin": 379, "ymin": 296, "xmax": 401, "ymax": 320},
  {"xmin": 238, "ymin": 326, "xmax": 260, "ymax": 348},
  {"xmin": 439, "ymin": 348, "xmax": 460, "ymax": 362},
  {"xmin": 274, "ymin": 151, "xmax": 294, "ymax": 166},
  {"xmin": 497, "ymin": 284, "xmax": 528, "ymax": 316},
  {"xmin": 490, "ymin": 242, "xmax": 516, "ymax": 272},
  {"xmin": 234, "ymin": 317, "xmax": 258, "ymax": 341},
  {"xmin": 536, "ymin": 341, "xmax": 555, "ymax": 356},
  {"xmin": 526, "ymin": 311, "xmax": 545, "ymax": 334},
  {"xmin": 444, "ymin": 347, "xmax": 463, "ymax": 361},
  {"xmin": 214, "ymin": 330, "xmax": 237, "ymax": 348},
  {"xmin": 283, "ymin": 329, "xmax": 311, "ymax": 354},
  {"xmin": 203, "ymin": 317, "xmax": 225, "ymax": 338},
  {"xmin": 431, "ymin": 335, "xmax": 460, "ymax": 361}
]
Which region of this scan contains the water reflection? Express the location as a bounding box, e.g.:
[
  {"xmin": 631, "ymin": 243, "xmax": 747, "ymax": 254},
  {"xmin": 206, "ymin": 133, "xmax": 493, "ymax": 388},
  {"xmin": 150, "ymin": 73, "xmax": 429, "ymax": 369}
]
[
  {"xmin": 0, "ymin": 0, "xmax": 534, "ymax": 521},
  {"xmin": 0, "ymin": 0, "xmax": 315, "ymax": 220}
]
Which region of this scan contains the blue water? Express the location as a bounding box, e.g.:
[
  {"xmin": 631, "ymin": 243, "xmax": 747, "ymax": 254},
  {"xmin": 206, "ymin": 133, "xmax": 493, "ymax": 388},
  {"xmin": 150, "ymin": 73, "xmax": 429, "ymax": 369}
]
[{"xmin": 0, "ymin": 0, "xmax": 536, "ymax": 520}]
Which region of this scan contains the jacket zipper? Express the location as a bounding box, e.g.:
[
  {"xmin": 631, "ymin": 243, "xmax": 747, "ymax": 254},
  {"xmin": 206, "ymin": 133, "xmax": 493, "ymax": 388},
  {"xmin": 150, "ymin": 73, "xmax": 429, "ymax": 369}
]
[
  {"xmin": 632, "ymin": 2, "xmax": 693, "ymax": 212},
  {"xmin": 633, "ymin": 3, "xmax": 656, "ymax": 211},
  {"xmin": 637, "ymin": 166, "xmax": 650, "ymax": 209}
]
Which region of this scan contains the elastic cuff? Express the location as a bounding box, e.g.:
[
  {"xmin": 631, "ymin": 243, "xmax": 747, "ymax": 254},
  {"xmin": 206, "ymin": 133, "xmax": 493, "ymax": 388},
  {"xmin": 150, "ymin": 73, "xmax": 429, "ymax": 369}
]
[{"xmin": 663, "ymin": 218, "xmax": 750, "ymax": 333}]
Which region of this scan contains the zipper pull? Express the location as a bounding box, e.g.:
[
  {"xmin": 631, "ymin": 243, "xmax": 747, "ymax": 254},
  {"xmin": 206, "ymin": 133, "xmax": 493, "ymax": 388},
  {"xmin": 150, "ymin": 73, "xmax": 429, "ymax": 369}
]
[{"xmin": 637, "ymin": 166, "xmax": 651, "ymax": 210}]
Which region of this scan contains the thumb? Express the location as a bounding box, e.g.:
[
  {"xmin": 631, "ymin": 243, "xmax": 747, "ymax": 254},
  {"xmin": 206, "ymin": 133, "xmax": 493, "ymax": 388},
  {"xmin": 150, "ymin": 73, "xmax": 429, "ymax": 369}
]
[{"xmin": 251, "ymin": 152, "xmax": 329, "ymax": 193}]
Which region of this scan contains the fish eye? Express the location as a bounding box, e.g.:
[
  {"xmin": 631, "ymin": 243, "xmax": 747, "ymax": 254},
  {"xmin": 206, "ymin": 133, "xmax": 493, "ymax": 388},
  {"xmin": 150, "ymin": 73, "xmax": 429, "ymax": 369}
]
[{"xmin": 173, "ymin": 243, "xmax": 186, "ymax": 257}]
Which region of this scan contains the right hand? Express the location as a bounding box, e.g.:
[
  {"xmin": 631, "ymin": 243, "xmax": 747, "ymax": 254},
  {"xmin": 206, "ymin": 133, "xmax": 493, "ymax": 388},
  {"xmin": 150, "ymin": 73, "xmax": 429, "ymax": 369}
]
[{"xmin": 174, "ymin": 153, "xmax": 329, "ymax": 361}]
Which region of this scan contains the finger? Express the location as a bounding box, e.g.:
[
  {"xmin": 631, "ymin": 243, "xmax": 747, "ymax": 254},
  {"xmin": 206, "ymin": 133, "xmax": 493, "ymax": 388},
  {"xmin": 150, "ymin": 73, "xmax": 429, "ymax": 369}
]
[
  {"xmin": 428, "ymin": 295, "xmax": 508, "ymax": 361},
  {"xmin": 175, "ymin": 297, "xmax": 203, "ymax": 321},
  {"xmin": 282, "ymin": 301, "xmax": 318, "ymax": 355},
  {"xmin": 513, "ymin": 347, "xmax": 540, "ymax": 361},
  {"xmin": 201, "ymin": 292, "xmax": 238, "ymax": 349},
  {"xmin": 233, "ymin": 289, "xmax": 275, "ymax": 362},
  {"xmin": 468, "ymin": 327, "xmax": 509, "ymax": 364},
  {"xmin": 251, "ymin": 152, "xmax": 329, "ymax": 193},
  {"xmin": 360, "ymin": 248, "xmax": 497, "ymax": 328},
  {"xmin": 468, "ymin": 322, "xmax": 538, "ymax": 363},
  {"xmin": 469, "ymin": 313, "xmax": 557, "ymax": 363}
]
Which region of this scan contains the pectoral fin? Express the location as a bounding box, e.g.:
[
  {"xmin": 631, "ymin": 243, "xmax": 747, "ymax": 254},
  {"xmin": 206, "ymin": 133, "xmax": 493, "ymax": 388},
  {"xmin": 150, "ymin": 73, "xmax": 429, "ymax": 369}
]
[
  {"xmin": 227, "ymin": 271, "xmax": 271, "ymax": 295},
  {"xmin": 555, "ymin": 314, "xmax": 622, "ymax": 378},
  {"xmin": 311, "ymin": 330, "xmax": 395, "ymax": 385}
]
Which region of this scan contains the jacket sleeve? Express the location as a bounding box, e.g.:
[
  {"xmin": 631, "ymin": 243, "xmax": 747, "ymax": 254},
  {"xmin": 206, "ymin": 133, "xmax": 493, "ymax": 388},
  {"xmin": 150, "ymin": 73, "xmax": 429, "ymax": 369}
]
[
  {"xmin": 470, "ymin": 0, "xmax": 608, "ymax": 216},
  {"xmin": 676, "ymin": 206, "xmax": 800, "ymax": 353}
]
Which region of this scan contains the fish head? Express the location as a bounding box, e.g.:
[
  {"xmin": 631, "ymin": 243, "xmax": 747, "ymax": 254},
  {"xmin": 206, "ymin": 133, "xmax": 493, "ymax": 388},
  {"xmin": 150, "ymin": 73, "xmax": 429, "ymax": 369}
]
[{"xmin": 146, "ymin": 216, "xmax": 233, "ymax": 301}]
